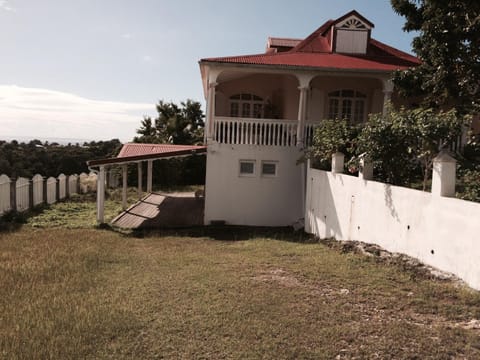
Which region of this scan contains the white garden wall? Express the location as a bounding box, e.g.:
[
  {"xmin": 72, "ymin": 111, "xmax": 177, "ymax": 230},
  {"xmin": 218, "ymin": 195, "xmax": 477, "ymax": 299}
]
[
  {"xmin": 204, "ymin": 143, "xmax": 304, "ymax": 226},
  {"xmin": 305, "ymin": 167, "xmax": 480, "ymax": 290}
]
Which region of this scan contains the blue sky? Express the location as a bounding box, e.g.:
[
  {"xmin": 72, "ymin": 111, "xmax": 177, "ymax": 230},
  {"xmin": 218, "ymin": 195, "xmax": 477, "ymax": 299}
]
[{"xmin": 0, "ymin": 0, "xmax": 416, "ymax": 142}]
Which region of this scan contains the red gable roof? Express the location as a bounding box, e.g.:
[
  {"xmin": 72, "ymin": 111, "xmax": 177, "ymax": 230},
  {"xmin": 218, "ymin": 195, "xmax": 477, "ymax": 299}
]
[
  {"xmin": 201, "ymin": 11, "xmax": 420, "ymax": 72},
  {"xmin": 290, "ymin": 20, "xmax": 335, "ymax": 53}
]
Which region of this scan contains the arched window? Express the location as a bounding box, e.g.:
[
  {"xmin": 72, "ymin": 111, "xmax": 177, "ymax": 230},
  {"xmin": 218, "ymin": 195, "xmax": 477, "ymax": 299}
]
[
  {"xmin": 327, "ymin": 89, "xmax": 366, "ymax": 123},
  {"xmin": 229, "ymin": 93, "xmax": 264, "ymax": 118}
]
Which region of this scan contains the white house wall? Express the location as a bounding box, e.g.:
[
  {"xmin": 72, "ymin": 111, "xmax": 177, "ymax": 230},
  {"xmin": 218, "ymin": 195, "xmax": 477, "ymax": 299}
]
[
  {"xmin": 308, "ymin": 88, "xmax": 325, "ymax": 121},
  {"xmin": 205, "ymin": 144, "xmax": 304, "ymax": 226},
  {"xmin": 310, "ymin": 76, "xmax": 384, "ymax": 117},
  {"xmin": 305, "ymin": 168, "xmax": 480, "ymax": 290},
  {"xmin": 215, "ymin": 74, "xmax": 299, "ymax": 119},
  {"xmin": 215, "ymin": 73, "xmax": 388, "ymax": 121}
]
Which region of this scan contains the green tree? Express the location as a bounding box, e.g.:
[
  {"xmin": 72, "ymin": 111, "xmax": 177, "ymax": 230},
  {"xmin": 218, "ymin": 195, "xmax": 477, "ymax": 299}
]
[
  {"xmin": 308, "ymin": 119, "xmax": 358, "ymax": 170},
  {"xmin": 135, "ymin": 116, "xmax": 159, "ymax": 143},
  {"xmin": 308, "ymin": 107, "xmax": 466, "ymax": 189},
  {"xmin": 356, "ymin": 106, "xmax": 466, "ymax": 189},
  {"xmin": 0, "ymin": 139, "xmax": 123, "ymax": 178},
  {"xmin": 391, "ymin": 0, "xmax": 480, "ymax": 113},
  {"xmin": 135, "ymin": 100, "xmax": 205, "ymax": 145}
]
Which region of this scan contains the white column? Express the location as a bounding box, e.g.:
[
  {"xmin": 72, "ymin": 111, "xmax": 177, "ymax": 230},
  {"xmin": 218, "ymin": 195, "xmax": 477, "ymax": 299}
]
[
  {"xmin": 382, "ymin": 79, "xmax": 394, "ymax": 115},
  {"xmin": 147, "ymin": 160, "xmax": 153, "ymax": 193},
  {"xmin": 432, "ymin": 151, "xmax": 456, "ymax": 197},
  {"xmin": 97, "ymin": 166, "xmax": 105, "ymax": 223},
  {"xmin": 137, "ymin": 162, "xmax": 143, "ymax": 199},
  {"xmin": 331, "ymin": 152, "xmax": 344, "ymax": 174},
  {"xmin": 296, "ymin": 85, "xmax": 309, "ymax": 147},
  {"xmin": 122, "ymin": 164, "xmax": 127, "ymax": 210},
  {"xmin": 359, "ymin": 156, "xmax": 373, "ymax": 181},
  {"xmin": 205, "ymin": 82, "xmax": 218, "ymax": 143}
]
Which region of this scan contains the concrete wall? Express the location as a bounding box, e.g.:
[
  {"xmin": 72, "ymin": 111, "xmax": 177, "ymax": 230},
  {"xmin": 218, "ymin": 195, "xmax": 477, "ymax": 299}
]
[
  {"xmin": 305, "ymin": 168, "xmax": 480, "ymax": 290},
  {"xmin": 204, "ymin": 143, "xmax": 304, "ymax": 226}
]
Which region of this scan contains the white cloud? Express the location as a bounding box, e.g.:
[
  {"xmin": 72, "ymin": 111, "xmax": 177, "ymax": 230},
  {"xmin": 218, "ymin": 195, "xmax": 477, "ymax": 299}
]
[
  {"xmin": 121, "ymin": 33, "xmax": 133, "ymax": 40},
  {"xmin": 142, "ymin": 55, "xmax": 153, "ymax": 63},
  {"xmin": 0, "ymin": 0, "xmax": 15, "ymax": 12},
  {"xmin": 0, "ymin": 85, "xmax": 155, "ymax": 142}
]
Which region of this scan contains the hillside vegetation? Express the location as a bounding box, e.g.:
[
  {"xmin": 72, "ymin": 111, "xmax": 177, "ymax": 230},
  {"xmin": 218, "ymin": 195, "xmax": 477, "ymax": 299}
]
[{"xmin": 0, "ymin": 139, "xmax": 122, "ymax": 178}]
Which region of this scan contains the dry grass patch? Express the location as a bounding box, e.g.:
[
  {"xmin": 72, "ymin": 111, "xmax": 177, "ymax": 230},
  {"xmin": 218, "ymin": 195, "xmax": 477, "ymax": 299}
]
[{"xmin": 1, "ymin": 227, "xmax": 480, "ymax": 359}]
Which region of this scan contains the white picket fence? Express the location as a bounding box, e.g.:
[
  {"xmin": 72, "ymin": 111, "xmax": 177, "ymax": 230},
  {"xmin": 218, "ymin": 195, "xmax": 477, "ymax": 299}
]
[
  {"xmin": 16, "ymin": 177, "xmax": 30, "ymax": 212},
  {"xmin": 0, "ymin": 172, "xmax": 98, "ymax": 216},
  {"xmin": 32, "ymin": 174, "xmax": 43, "ymax": 207},
  {"xmin": 46, "ymin": 177, "xmax": 57, "ymax": 205},
  {"xmin": 0, "ymin": 174, "xmax": 11, "ymax": 214},
  {"xmin": 58, "ymin": 174, "xmax": 67, "ymax": 200}
]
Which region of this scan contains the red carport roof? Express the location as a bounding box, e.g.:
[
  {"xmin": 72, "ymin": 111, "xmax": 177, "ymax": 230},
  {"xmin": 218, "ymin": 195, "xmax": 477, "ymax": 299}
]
[
  {"xmin": 117, "ymin": 143, "xmax": 206, "ymax": 157},
  {"xmin": 87, "ymin": 143, "xmax": 207, "ymax": 167}
]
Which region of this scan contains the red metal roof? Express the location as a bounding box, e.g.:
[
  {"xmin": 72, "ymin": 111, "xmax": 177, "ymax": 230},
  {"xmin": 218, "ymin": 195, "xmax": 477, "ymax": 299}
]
[
  {"xmin": 290, "ymin": 20, "xmax": 335, "ymax": 53},
  {"xmin": 117, "ymin": 143, "xmax": 206, "ymax": 158},
  {"xmin": 87, "ymin": 143, "xmax": 207, "ymax": 167},
  {"xmin": 202, "ymin": 41, "xmax": 419, "ymax": 71},
  {"xmin": 201, "ymin": 12, "xmax": 420, "ymax": 72}
]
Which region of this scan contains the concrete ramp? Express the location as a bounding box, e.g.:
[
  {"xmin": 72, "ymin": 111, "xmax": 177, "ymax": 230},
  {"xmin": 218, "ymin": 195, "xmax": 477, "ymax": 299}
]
[{"xmin": 111, "ymin": 192, "xmax": 204, "ymax": 229}]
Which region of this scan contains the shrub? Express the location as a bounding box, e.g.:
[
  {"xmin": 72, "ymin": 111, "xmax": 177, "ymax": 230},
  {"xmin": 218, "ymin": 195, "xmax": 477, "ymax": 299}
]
[{"xmin": 457, "ymin": 168, "xmax": 480, "ymax": 202}]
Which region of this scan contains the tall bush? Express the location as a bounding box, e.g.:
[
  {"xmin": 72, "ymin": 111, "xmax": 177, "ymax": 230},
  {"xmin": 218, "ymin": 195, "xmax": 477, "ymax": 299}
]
[
  {"xmin": 357, "ymin": 106, "xmax": 466, "ymax": 189},
  {"xmin": 308, "ymin": 119, "xmax": 359, "ymax": 170},
  {"xmin": 308, "ymin": 107, "xmax": 467, "ymax": 189}
]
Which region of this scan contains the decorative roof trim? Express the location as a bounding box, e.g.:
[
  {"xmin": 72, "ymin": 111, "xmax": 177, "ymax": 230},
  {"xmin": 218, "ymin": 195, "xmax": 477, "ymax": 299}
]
[
  {"xmin": 332, "ymin": 10, "xmax": 374, "ymax": 29},
  {"xmin": 336, "ymin": 17, "xmax": 369, "ymax": 30}
]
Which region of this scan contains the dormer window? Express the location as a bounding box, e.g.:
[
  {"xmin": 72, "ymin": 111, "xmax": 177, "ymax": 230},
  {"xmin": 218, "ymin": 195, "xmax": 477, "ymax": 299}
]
[{"xmin": 333, "ymin": 13, "xmax": 373, "ymax": 55}]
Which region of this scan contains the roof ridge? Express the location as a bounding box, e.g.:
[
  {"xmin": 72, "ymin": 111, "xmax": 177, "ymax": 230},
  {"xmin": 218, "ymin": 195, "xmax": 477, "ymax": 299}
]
[
  {"xmin": 268, "ymin": 36, "xmax": 302, "ymax": 41},
  {"xmin": 201, "ymin": 52, "xmax": 280, "ymax": 62},
  {"xmin": 369, "ymin": 38, "xmax": 420, "ymax": 63},
  {"xmin": 289, "ymin": 19, "xmax": 334, "ymax": 53},
  {"xmin": 332, "ymin": 9, "xmax": 374, "ymax": 28}
]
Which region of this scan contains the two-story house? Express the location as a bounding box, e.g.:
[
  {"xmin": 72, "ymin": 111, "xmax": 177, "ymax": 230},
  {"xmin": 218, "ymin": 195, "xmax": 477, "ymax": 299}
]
[{"xmin": 199, "ymin": 10, "xmax": 420, "ymax": 226}]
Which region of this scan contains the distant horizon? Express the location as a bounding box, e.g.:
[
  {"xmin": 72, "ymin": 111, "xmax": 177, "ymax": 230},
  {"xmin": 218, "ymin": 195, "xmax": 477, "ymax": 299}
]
[{"xmin": 0, "ymin": 135, "xmax": 128, "ymax": 145}]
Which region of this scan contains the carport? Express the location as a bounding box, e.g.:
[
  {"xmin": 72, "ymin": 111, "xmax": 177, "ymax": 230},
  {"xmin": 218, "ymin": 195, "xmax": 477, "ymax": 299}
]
[{"xmin": 87, "ymin": 143, "xmax": 207, "ymax": 225}]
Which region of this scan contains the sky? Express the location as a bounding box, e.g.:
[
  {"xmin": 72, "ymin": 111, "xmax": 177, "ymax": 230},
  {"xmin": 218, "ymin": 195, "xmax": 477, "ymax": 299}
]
[{"xmin": 0, "ymin": 0, "xmax": 417, "ymax": 143}]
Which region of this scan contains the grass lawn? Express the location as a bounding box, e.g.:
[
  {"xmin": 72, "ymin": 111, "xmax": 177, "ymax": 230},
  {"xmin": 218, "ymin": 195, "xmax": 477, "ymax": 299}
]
[{"xmin": 1, "ymin": 194, "xmax": 480, "ymax": 358}]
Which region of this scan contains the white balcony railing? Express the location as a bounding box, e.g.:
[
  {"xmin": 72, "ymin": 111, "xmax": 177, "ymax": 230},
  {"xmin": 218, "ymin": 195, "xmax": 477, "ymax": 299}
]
[
  {"xmin": 213, "ymin": 117, "xmax": 321, "ymax": 147},
  {"xmin": 304, "ymin": 122, "xmax": 321, "ymax": 147}
]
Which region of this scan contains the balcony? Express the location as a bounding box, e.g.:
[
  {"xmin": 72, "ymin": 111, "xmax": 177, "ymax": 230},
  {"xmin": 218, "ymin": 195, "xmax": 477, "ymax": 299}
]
[{"xmin": 212, "ymin": 117, "xmax": 320, "ymax": 147}]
